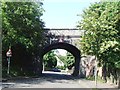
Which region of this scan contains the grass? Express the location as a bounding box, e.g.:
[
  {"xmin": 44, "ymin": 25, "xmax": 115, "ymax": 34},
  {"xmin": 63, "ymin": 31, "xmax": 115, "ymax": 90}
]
[
  {"xmin": 86, "ymin": 76, "xmax": 106, "ymax": 83},
  {"xmin": 2, "ymin": 67, "xmax": 37, "ymax": 78}
]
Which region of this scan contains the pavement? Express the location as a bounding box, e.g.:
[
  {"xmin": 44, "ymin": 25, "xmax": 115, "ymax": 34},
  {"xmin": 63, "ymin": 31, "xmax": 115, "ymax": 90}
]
[{"xmin": 1, "ymin": 71, "xmax": 119, "ymax": 89}]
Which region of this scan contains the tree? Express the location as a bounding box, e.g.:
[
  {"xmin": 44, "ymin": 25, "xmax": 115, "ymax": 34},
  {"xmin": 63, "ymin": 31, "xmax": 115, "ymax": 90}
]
[
  {"xmin": 66, "ymin": 52, "xmax": 75, "ymax": 69},
  {"xmin": 56, "ymin": 51, "xmax": 75, "ymax": 70},
  {"xmin": 56, "ymin": 55, "xmax": 67, "ymax": 69},
  {"xmin": 2, "ymin": 1, "xmax": 44, "ymax": 51},
  {"xmin": 2, "ymin": 1, "xmax": 45, "ymax": 76},
  {"xmin": 43, "ymin": 50, "xmax": 57, "ymax": 69},
  {"xmin": 78, "ymin": 2, "xmax": 120, "ymax": 87}
]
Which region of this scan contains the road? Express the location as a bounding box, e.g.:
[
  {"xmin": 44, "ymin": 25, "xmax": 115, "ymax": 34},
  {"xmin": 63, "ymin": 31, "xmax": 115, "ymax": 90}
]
[{"xmin": 2, "ymin": 71, "xmax": 118, "ymax": 88}]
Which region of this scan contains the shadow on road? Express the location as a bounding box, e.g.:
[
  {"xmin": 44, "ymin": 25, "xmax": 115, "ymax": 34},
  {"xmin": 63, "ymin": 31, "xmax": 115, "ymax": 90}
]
[
  {"xmin": 4, "ymin": 71, "xmax": 81, "ymax": 84},
  {"xmin": 2, "ymin": 71, "xmax": 83, "ymax": 88},
  {"xmin": 41, "ymin": 71, "xmax": 81, "ymax": 80},
  {"xmin": 2, "ymin": 71, "xmax": 118, "ymax": 88}
]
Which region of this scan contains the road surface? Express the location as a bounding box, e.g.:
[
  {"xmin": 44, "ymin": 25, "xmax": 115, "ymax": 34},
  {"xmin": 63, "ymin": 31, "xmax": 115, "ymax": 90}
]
[{"xmin": 2, "ymin": 71, "xmax": 118, "ymax": 88}]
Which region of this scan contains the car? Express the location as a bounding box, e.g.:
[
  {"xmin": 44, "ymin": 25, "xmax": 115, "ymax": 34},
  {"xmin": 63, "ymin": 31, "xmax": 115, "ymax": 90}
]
[{"xmin": 51, "ymin": 68, "xmax": 61, "ymax": 72}]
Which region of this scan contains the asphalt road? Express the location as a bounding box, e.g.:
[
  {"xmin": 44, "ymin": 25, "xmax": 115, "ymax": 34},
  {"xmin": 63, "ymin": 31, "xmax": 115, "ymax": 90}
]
[{"xmin": 1, "ymin": 71, "xmax": 118, "ymax": 89}]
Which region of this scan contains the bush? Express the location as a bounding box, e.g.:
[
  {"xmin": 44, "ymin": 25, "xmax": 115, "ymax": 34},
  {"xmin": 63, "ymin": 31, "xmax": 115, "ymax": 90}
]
[{"xmin": 56, "ymin": 66, "xmax": 66, "ymax": 70}]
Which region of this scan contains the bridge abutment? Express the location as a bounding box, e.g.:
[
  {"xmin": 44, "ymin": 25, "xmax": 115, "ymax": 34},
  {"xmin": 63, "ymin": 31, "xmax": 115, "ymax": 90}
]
[{"xmin": 72, "ymin": 55, "xmax": 80, "ymax": 76}]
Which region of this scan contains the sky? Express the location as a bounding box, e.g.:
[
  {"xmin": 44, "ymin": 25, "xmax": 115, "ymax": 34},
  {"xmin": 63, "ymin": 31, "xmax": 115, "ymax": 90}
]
[
  {"xmin": 41, "ymin": 0, "xmax": 100, "ymax": 55},
  {"xmin": 42, "ymin": 0, "xmax": 100, "ymax": 28}
]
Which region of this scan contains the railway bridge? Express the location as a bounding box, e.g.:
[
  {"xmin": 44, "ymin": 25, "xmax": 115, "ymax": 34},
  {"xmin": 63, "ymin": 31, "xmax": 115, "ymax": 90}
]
[{"xmin": 38, "ymin": 28, "xmax": 84, "ymax": 76}]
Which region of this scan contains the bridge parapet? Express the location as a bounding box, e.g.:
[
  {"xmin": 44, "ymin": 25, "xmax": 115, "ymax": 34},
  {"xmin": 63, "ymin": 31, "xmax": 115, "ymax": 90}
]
[
  {"xmin": 44, "ymin": 28, "xmax": 84, "ymax": 49},
  {"xmin": 50, "ymin": 38, "xmax": 72, "ymax": 44}
]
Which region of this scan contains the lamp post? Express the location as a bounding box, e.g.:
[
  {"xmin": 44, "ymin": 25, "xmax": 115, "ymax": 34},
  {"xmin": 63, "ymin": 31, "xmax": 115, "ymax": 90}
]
[
  {"xmin": 95, "ymin": 56, "xmax": 97, "ymax": 88},
  {"xmin": 6, "ymin": 48, "xmax": 12, "ymax": 74},
  {"xmin": 95, "ymin": 37, "xmax": 99, "ymax": 88}
]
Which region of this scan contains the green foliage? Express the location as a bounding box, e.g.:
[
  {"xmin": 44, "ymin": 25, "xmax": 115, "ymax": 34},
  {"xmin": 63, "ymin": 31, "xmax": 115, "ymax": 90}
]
[
  {"xmin": 43, "ymin": 50, "xmax": 57, "ymax": 69},
  {"xmin": 78, "ymin": 2, "xmax": 120, "ymax": 87},
  {"xmin": 56, "ymin": 66, "xmax": 66, "ymax": 70},
  {"xmin": 2, "ymin": 1, "xmax": 45, "ymax": 77},
  {"xmin": 57, "ymin": 55, "xmax": 67, "ymax": 64},
  {"xmin": 86, "ymin": 76, "xmax": 106, "ymax": 83},
  {"xmin": 2, "ymin": 67, "xmax": 36, "ymax": 78},
  {"xmin": 78, "ymin": 2, "xmax": 120, "ymax": 69},
  {"xmin": 66, "ymin": 52, "xmax": 75, "ymax": 69},
  {"xmin": 56, "ymin": 52, "xmax": 75, "ymax": 70},
  {"xmin": 56, "ymin": 55, "xmax": 67, "ymax": 69},
  {"xmin": 2, "ymin": 1, "xmax": 44, "ymax": 51}
]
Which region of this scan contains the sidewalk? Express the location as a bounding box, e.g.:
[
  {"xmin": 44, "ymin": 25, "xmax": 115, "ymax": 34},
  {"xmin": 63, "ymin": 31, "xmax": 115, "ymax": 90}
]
[{"xmin": 78, "ymin": 79, "xmax": 118, "ymax": 88}]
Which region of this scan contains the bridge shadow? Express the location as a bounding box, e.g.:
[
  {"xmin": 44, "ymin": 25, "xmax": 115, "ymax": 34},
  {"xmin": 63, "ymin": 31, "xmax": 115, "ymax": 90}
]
[
  {"xmin": 2, "ymin": 71, "xmax": 82, "ymax": 88},
  {"xmin": 41, "ymin": 71, "xmax": 81, "ymax": 80},
  {"xmin": 2, "ymin": 72, "xmax": 117, "ymax": 89}
]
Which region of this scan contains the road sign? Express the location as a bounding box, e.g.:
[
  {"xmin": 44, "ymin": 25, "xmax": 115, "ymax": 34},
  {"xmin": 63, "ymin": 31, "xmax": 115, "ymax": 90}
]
[
  {"xmin": 6, "ymin": 48, "xmax": 12, "ymax": 74},
  {"xmin": 6, "ymin": 48, "xmax": 12, "ymax": 57}
]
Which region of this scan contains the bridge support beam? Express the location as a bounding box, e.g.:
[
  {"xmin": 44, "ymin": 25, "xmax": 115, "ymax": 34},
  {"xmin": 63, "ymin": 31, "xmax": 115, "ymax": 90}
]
[
  {"xmin": 72, "ymin": 55, "xmax": 80, "ymax": 76},
  {"xmin": 33, "ymin": 56, "xmax": 43, "ymax": 76}
]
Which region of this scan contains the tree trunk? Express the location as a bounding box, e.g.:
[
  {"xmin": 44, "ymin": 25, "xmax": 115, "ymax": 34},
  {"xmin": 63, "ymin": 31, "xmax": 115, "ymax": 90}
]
[{"xmin": 102, "ymin": 64, "xmax": 107, "ymax": 83}]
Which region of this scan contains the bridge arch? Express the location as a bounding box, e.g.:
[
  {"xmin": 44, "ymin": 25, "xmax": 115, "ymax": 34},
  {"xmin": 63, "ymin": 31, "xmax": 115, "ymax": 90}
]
[{"xmin": 40, "ymin": 42, "xmax": 81, "ymax": 76}]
